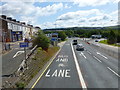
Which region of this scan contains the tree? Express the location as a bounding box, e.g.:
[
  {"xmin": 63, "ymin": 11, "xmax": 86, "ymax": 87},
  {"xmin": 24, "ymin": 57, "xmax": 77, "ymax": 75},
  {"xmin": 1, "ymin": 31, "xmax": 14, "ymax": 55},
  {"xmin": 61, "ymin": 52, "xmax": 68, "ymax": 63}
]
[
  {"xmin": 32, "ymin": 31, "xmax": 50, "ymax": 51},
  {"xmin": 58, "ymin": 31, "xmax": 67, "ymax": 41},
  {"xmin": 107, "ymin": 30, "xmax": 117, "ymax": 44}
]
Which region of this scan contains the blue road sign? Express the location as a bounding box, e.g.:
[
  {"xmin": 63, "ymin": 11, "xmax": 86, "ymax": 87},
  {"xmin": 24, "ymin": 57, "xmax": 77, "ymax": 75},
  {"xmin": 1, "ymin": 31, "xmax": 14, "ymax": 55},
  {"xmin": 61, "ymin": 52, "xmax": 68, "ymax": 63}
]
[
  {"xmin": 20, "ymin": 42, "xmax": 29, "ymax": 48},
  {"xmin": 51, "ymin": 38, "xmax": 58, "ymax": 41}
]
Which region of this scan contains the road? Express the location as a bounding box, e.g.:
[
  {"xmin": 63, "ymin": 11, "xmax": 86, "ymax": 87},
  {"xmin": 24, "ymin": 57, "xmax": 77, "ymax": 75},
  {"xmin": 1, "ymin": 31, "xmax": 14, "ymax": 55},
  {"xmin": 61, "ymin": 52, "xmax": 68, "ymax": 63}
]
[
  {"xmin": 2, "ymin": 42, "xmax": 32, "ymax": 76},
  {"xmin": 31, "ymin": 38, "xmax": 119, "ymax": 88}
]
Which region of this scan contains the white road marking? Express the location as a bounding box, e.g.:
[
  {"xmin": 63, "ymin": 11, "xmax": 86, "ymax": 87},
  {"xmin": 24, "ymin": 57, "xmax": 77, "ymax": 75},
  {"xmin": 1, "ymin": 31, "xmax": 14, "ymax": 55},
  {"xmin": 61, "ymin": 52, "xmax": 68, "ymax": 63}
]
[
  {"xmin": 45, "ymin": 69, "xmax": 71, "ymax": 78},
  {"xmin": 71, "ymin": 43, "xmax": 87, "ymax": 88},
  {"xmin": 87, "ymin": 51, "xmax": 91, "ymax": 54},
  {"xmin": 81, "ymin": 52, "xmax": 87, "ymax": 59},
  {"xmin": 79, "ymin": 54, "xmax": 82, "ymax": 56},
  {"xmin": 93, "ymin": 56, "xmax": 102, "ymax": 63},
  {"xmin": 97, "ymin": 52, "xmax": 108, "ymax": 59},
  {"xmin": 13, "ymin": 51, "xmax": 24, "ymax": 58},
  {"xmin": 58, "ymin": 63, "xmax": 65, "ymax": 67},
  {"xmin": 107, "ymin": 67, "xmax": 120, "ymax": 78}
]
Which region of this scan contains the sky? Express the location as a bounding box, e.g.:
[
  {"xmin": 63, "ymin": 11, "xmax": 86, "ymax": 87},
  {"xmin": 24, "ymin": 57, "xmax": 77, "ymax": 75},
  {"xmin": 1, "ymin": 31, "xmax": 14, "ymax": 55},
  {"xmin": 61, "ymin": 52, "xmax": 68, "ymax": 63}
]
[{"xmin": 0, "ymin": 0, "xmax": 119, "ymax": 29}]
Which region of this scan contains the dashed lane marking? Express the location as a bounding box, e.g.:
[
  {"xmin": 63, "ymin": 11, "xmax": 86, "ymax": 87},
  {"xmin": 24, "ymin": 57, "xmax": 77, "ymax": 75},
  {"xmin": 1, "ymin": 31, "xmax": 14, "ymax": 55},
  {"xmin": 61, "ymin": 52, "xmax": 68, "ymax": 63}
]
[
  {"xmin": 87, "ymin": 51, "xmax": 91, "ymax": 55},
  {"xmin": 93, "ymin": 56, "xmax": 102, "ymax": 63},
  {"xmin": 81, "ymin": 52, "xmax": 87, "ymax": 59}
]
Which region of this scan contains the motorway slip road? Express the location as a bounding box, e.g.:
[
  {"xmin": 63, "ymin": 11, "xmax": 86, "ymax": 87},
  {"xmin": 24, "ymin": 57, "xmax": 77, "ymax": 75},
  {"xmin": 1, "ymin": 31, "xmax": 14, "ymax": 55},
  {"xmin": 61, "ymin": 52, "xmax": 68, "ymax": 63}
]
[{"xmin": 30, "ymin": 38, "xmax": 119, "ymax": 89}]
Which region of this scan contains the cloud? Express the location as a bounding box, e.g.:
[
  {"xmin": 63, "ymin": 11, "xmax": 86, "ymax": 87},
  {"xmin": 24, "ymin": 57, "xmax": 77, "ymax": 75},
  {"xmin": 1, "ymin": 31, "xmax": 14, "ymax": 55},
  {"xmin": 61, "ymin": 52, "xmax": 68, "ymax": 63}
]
[
  {"xmin": 35, "ymin": 3, "xmax": 63, "ymax": 16},
  {"xmin": 41, "ymin": 9, "xmax": 117, "ymax": 29},
  {"xmin": 57, "ymin": 9, "xmax": 102, "ymax": 21},
  {"xmin": 0, "ymin": 2, "xmax": 65, "ymax": 26},
  {"xmin": 73, "ymin": 0, "xmax": 119, "ymax": 7}
]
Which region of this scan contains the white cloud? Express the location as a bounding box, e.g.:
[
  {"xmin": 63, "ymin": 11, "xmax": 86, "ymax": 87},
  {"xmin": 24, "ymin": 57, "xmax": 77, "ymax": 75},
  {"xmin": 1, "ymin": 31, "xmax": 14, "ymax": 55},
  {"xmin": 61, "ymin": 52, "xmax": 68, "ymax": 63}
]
[
  {"xmin": 73, "ymin": 0, "xmax": 119, "ymax": 7},
  {"xmin": 35, "ymin": 3, "xmax": 63, "ymax": 16},
  {"xmin": 40, "ymin": 9, "xmax": 117, "ymax": 29},
  {"xmin": 57, "ymin": 9, "xmax": 103, "ymax": 21},
  {"xmin": 0, "ymin": 2, "xmax": 65, "ymax": 27}
]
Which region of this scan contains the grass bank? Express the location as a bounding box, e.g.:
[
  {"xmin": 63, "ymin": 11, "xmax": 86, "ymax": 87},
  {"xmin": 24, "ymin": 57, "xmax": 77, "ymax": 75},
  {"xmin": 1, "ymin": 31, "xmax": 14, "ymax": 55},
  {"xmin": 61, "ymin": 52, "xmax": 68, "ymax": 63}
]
[
  {"xmin": 15, "ymin": 46, "xmax": 60, "ymax": 88},
  {"xmin": 99, "ymin": 40, "xmax": 120, "ymax": 47}
]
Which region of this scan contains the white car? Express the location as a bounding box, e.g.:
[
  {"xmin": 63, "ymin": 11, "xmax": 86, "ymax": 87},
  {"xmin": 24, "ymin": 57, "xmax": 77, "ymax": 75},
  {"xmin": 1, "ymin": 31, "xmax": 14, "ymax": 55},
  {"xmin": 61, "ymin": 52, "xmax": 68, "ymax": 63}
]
[{"xmin": 76, "ymin": 44, "xmax": 84, "ymax": 51}]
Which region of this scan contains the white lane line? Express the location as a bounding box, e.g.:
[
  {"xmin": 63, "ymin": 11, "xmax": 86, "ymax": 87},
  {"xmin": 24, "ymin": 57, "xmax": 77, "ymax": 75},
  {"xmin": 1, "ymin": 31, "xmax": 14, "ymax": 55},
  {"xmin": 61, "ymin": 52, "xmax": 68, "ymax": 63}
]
[
  {"xmin": 87, "ymin": 51, "xmax": 91, "ymax": 55},
  {"xmin": 81, "ymin": 52, "xmax": 87, "ymax": 59},
  {"xmin": 79, "ymin": 54, "xmax": 82, "ymax": 56},
  {"xmin": 71, "ymin": 43, "xmax": 87, "ymax": 88},
  {"xmin": 93, "ymin": 56, "xmax": 102, "ymax": 63},
  {"xmin": 97, "ymin": 52, "xmax": 108, "ymax": 59},
  {"xmin": 13, "ymin": 51, "xmax": 24, "ymax": 58},
  {"xmin": 107, "ymin": 67, "xmax": 120, "ymax": 78}
]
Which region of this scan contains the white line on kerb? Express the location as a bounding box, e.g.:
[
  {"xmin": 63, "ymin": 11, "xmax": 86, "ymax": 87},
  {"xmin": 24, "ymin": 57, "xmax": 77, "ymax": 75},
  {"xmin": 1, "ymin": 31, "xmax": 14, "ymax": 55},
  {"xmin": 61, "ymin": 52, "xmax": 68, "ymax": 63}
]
[
  {"xmin": 93, "ymin": 56, "xmax": 102, "ymax": 63},
  {"xmin": 81, "ymin": 52, "xmax": 87, "ymax": 59},
  {"xmin": 107, "ymin": 67, "xmax": 120, "ymax": 78},
  {"xmin": 71, "ymin": 43, "xmax": 87, "ymax": 89}
]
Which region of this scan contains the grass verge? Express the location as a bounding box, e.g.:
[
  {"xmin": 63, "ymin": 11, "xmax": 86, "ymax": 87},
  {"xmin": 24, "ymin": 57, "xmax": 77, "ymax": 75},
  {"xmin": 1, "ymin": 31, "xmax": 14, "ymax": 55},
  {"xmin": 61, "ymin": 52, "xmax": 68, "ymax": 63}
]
[
  {"xmin": 99, "ymin": 40, "xmax": 120, "ymax": 47},
  {"xmin": 15, "ymin": 46, "xmax": 60, "ymax": 88}
]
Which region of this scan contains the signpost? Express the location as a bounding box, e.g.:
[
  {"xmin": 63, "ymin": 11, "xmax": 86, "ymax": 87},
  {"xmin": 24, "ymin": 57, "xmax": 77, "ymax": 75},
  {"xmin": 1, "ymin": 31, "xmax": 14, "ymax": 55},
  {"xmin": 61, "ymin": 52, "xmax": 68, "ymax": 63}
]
[
  {"xmin": 51, "ymin": 33, "xmax": 58, "ymax": 46},
  {"xmin": 20, "ymin": 42, "xmax": 29, "ymax": 68}
]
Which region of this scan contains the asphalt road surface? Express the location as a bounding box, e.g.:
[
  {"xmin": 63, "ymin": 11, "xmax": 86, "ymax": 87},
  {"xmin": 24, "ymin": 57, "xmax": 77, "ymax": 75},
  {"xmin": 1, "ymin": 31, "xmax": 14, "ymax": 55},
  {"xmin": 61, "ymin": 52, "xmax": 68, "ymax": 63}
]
[
  {"xmin": 30, "ymin": 38, "xmax": 119, "ymax": 88},
  {"xmin": 2, "ymin": 43, "xmax": 32, "ymax": 76}
]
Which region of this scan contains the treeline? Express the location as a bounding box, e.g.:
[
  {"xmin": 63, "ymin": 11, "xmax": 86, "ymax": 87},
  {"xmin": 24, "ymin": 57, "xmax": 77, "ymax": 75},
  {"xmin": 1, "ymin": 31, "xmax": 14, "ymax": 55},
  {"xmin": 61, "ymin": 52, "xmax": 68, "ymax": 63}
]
[{"xmin": 44, "ymin": 28, "xmax": 120, "ymax": 44}]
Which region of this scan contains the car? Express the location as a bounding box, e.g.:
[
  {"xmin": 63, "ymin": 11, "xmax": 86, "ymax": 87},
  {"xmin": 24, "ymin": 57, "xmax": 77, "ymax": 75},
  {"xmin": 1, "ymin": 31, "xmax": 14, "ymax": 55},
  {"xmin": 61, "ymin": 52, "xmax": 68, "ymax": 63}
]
[
  {"xmin": 72, "ymin": 40, "xmax": 78, "ymax": 45},
  {"xmin": 95, "ymin": 40, "xmax": 99, "ymax": 42},
  {"xmin": 87, "ymin": 42, "xmax": 90, "ymax": 44},
  {"xmin": 76, "ymin": 44, "xmax": 84, "ymax": 51}
]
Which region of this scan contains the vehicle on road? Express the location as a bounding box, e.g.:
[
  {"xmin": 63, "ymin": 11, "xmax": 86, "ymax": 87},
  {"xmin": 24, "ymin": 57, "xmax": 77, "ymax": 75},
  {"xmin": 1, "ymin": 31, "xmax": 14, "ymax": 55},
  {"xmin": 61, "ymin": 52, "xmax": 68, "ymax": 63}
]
[
  {"xmin": 76, "ymin": 44, "xmax": 84, "ymax": 51},
  {"xmin": 87, "ymin": 42, "xmax": 90, "ymax": 44},
  {"xmin": 95, "ymin": 40, "xmax": 99, "ymax": 42},
  {"xmin": 72, "ymin": 40, "xmax": 78, "ymax": 45}
]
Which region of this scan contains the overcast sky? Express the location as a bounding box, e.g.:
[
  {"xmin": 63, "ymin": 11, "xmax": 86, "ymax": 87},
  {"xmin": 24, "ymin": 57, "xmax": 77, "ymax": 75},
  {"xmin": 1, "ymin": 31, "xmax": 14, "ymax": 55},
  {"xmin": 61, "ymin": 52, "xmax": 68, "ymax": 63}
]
[{"xmin": 0, "ymin": 0, "xmax": 119, "ymax": 29}]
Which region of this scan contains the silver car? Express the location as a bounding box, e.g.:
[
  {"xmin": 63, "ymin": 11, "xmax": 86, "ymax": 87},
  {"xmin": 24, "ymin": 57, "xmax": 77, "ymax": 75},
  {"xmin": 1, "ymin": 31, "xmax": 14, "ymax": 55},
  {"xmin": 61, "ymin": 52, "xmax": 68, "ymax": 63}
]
[{"xmin": 76, "ymin": 44, "xmax": 84, "ymax": 51}]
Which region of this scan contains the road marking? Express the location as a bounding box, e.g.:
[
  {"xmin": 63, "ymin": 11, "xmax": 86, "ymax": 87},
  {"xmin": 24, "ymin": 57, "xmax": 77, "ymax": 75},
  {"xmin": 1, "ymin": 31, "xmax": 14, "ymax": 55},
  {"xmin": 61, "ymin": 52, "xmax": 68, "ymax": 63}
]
[
  {"xmin": 13, "ymin": 51, "xmax": 24, "ymax": 58},
  {"xmin": 79, "ymin": 54, "xmax": 82, "ymax": 56},
  {"xmin": 45, "ymin": 69, "xmax": 71, "ymax": 78},
  {"xmin": 71, "ymin": 43, "xmax": 87, "ymax": 88},
  {"xmin": 107, "ymin": 67, "xmax": 120, "ymax": 78},
  {"xmin": 81, "ymin": 52, "xmax": 87, "ymax": 59},
  {"xmin": 93, "ymin": 56, "xmax": 102, "ymax": 63},
  {"xmin": 58, "ymin": 63, "xmax": 66, "ymax": 67},
  {"xmin": 96, "ymin": 52, "xmax": 108, "ymax": 59},
  {"xmin": 87, "ymin": 51, "xmax": 91, "ymax": 55},
  {"xmin": 31, "ymin": 47, "xmax": 62, "ymax": 89}
]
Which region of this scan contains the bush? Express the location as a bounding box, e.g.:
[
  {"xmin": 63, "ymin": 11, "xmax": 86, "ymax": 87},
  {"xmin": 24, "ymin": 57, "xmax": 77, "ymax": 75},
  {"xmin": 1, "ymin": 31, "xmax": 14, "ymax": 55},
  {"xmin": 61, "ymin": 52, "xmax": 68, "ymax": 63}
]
[
  {"xmin": 16, "ymin": 82, "xmax": 25, "ymax": 89},
  {"xmin": 32, "ymin": 31, "xmax": 50, "ymax": 51}
]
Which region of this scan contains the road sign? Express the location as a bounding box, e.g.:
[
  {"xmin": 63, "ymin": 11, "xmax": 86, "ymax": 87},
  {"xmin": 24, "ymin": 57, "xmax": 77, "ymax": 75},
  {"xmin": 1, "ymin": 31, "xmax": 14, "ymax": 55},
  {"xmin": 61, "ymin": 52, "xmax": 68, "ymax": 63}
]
[
  {"xmin": 51, "ymin": 38, "xmax": 58, "ymax": 41},
  {"xmin": 20, "ymin": 42, "xmax": 29, "ymax": 48},
  {"xmin": 52, "ymin": 33, "xmax": 58, "ymax": 37}
]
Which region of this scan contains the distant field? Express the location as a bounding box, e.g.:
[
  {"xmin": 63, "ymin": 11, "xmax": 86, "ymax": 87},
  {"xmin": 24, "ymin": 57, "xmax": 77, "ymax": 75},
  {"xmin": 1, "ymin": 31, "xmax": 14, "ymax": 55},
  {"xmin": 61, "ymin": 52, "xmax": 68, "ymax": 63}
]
[{"xmin": 99, "ymin": 40, "xmax": 120, "ymax": 47}]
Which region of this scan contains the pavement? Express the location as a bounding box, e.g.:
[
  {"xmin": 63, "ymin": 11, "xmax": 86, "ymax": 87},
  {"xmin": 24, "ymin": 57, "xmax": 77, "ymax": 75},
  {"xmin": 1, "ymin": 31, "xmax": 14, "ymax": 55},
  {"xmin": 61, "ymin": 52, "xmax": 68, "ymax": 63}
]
[{"xmin": 29, "ymin": 38, "xmax": 119, "ymax": 88}]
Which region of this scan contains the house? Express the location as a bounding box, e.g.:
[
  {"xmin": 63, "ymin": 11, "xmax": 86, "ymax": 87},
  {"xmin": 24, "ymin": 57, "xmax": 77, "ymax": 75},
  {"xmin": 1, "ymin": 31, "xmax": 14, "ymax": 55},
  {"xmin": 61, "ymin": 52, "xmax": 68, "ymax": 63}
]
[{"xmin": 0, "ymin": 15, "xmax": 41, "ymax": 42}]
